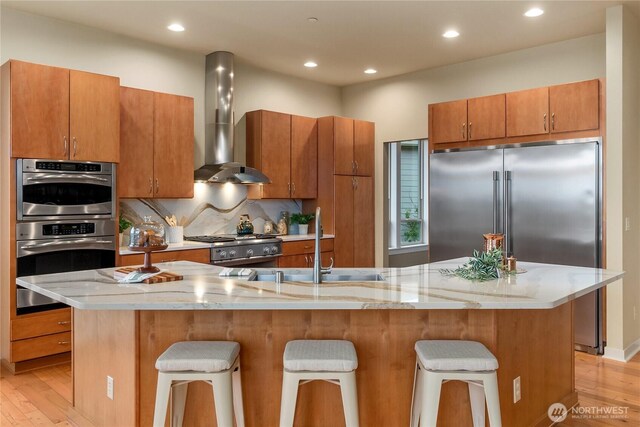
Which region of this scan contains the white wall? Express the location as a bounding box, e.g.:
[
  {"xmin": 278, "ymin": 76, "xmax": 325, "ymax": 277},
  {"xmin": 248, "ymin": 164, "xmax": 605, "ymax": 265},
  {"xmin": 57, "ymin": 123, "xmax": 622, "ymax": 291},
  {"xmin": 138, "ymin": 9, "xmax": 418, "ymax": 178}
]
[
  {"xmin": 0, "ymin": 7, "xmax": 342, "ymax": 169},
  {"xmin": 604, "ymin": 5, "xmax": 640, "ymax": 361},
  {"xmin": 341, "ymin": 33, "xmax": 606, "ymax": 267}
]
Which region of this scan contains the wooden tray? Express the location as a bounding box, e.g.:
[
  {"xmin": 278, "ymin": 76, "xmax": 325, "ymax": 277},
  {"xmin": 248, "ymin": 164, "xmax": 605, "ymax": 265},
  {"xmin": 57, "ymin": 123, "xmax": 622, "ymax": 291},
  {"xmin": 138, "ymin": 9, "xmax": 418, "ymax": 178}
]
[{"xmin": 115, "ymin": 267, "xmax": 183, "ymax": 284}]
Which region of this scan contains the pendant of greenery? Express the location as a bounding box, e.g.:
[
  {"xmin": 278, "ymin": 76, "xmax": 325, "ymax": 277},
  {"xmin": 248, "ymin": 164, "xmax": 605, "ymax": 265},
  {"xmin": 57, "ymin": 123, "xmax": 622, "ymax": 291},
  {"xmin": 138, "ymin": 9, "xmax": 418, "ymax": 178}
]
[{"xmin": 440, "ymin": 248, "xmax": 504, "ymax": 282}]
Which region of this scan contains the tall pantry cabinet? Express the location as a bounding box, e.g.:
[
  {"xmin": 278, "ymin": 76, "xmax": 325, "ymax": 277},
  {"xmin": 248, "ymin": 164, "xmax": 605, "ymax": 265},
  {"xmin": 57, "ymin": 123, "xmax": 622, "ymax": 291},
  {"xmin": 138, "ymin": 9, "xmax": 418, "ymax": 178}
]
[{"xmin": 305, "ymin": 116, "xmax": 375, "ymax": 267}]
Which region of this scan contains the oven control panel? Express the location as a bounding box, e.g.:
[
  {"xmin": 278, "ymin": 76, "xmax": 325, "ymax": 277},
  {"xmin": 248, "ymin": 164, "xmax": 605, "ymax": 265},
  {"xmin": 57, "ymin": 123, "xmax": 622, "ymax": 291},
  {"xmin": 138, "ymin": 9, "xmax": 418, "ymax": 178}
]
[
  {"xmin": 211, "ymin": 241, "xmax": 282, "ymax": 262},
  {"xmin": 43, "ymin": 223, "xmax": 96, "ymax": 236}
]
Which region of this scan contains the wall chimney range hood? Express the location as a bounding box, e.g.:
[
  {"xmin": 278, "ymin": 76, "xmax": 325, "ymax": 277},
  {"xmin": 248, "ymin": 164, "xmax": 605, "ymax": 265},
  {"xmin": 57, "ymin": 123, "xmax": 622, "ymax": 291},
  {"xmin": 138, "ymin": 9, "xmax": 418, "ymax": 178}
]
[{"xmin": 194, "ymin": 51, "xmax": 270, "ymax": 184}]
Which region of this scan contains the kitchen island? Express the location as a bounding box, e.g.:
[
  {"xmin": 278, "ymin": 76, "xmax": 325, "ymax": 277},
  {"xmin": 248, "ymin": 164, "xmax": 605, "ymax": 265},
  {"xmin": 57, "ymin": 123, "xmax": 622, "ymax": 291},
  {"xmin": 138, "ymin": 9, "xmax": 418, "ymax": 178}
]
[{"xmin": 17, "ymin": 260, "xmax": 623, "ymax": 427}]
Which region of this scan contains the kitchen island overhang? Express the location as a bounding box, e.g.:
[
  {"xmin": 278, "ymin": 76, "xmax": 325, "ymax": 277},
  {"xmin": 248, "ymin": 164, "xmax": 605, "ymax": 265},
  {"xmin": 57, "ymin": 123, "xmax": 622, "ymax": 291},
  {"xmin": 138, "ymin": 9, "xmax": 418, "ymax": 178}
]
[{"xmin": 17, "ymin": 260, "xmax": 624, "ymax": 427}]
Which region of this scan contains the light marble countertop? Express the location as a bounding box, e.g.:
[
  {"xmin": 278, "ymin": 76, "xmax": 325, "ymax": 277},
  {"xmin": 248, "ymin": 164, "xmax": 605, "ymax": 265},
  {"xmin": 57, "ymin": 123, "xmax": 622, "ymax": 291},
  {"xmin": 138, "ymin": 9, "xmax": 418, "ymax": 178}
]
[{"xmin": 16, "ymin": 259, "xmax": 623, "ymax": 311}]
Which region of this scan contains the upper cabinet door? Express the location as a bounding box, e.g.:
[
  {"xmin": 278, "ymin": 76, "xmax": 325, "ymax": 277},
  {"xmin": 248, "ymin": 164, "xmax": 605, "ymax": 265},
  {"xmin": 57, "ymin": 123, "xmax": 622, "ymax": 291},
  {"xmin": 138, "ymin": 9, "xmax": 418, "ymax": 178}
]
[
  {"xmin": 118, "ymin": 87, "xmax": 154, "ymax": 198},
  {"xmin": 354, "ymin": 120, "xmax": 374, "ymax": 176},
  {"xmin": 467, "ymin": 94, "xmax": 505, "ymax": 141},
  {"xmin": 549, "ymin": 80, "xmax": 599, "ymax": 133},
  {"xmin": 290, "ymin": 115, "xmax": 317, "ymax": 199},
  {"xmin": 10, "ymin": 61, "xmax": 69, "ymax": 159},
  {"xmin": 69, "ymin": 70, "xmax": 120, "ymax": 162},
  {"xmin": 333, "ymin": 117, "xmax": 355, "ymax": 175},
  {"xmin": 430, "ymin": 100, "xmax": 468, "ymax": 144},
  {"xmin": 259, "ymin": 111, "xmax": 292, "ymax": 199},
  {"xmin": 506, "ymin": 87, "xmax": 549, "ymax": 137},
  {"xmin": 153, "ymin": 92, "xmax": 194, "ymax": 198}
]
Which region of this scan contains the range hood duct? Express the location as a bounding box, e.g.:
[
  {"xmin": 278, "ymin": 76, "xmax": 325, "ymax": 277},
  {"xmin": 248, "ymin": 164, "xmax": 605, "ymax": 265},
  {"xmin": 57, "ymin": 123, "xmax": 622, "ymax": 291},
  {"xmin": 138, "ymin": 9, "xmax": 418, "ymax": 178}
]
[{"xmin": 195, "ymin": 51, "xmax": 270, "ymax": 184}]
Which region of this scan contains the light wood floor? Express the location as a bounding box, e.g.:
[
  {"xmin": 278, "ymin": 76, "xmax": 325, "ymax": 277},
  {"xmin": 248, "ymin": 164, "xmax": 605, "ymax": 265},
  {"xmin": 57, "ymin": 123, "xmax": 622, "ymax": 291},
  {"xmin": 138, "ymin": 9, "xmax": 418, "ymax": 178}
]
[{"xmin": 1, "ymin": 352, "xmax": 639, "ymax": 426}]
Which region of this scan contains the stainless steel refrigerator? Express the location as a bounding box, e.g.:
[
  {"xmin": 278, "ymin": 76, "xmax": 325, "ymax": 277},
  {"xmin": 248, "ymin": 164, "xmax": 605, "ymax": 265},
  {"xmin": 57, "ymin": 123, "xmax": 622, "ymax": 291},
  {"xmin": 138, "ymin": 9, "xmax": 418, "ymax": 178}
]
[{"xmin": 429, "ymin": 138, "xmax": 603, "ymax": 354}]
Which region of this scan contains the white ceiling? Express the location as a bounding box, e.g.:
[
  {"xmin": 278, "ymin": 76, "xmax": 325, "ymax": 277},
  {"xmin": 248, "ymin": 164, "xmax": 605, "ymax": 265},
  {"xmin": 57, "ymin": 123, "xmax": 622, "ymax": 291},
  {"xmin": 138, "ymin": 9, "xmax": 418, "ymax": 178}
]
[{"xmin": 4, "ymin": 1, "xmax": 639, "ymax": 86}]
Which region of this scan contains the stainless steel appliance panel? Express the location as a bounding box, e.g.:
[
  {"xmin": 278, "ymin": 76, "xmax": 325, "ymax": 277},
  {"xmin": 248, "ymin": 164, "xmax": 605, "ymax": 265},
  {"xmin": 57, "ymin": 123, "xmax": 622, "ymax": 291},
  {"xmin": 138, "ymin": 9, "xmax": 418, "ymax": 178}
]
[
  {"xmin": 429, "ymin": 149, "xmax": 503, "ymax": 262},
  {"xmin": 503, "ymin": 142, "xmax": 599, "ymax": 266}
]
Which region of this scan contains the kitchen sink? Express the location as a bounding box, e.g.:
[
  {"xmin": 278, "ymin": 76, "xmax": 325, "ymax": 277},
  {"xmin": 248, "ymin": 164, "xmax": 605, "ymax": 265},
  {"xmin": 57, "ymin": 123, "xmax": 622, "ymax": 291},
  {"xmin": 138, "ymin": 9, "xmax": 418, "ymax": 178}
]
[{"xmin": 249, "ymin": 272, "xmax": 385, "ymax": 282}]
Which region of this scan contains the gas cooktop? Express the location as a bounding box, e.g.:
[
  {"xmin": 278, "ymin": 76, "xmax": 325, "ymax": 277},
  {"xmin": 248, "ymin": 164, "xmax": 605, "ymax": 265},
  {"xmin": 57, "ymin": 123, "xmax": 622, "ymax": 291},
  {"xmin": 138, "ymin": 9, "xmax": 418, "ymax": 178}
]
[{"xmin": 184, "ymin": 234, "xmax": 282, "ymax": 263}]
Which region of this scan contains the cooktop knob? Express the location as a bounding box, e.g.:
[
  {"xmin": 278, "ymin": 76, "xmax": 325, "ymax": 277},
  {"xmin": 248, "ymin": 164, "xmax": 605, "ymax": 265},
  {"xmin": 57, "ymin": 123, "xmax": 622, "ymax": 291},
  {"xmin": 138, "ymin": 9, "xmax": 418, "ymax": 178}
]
[
  {"xmin": 229, "ymin": 250, "xmax": 237, "ymax": 257},
  {"xmin": 263, "ymin": 247, "xmax": 270, "ymax": 255},
  {"xmin": 271, "ymin": 246, "xmax": 279, "ymax": 254},
  {"xmin": 219, "ymin": 250, "xmax": 227, "ymax": 258},
  {"xmin": 246, "ymin": 249, "xmax": 254, "ymax": 257}
]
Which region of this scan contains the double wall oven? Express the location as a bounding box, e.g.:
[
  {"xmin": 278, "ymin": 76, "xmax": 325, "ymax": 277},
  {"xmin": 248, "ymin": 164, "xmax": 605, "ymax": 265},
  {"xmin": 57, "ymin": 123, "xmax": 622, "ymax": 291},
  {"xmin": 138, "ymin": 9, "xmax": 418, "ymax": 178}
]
[{"xmin": 16, "ymin": 159, "xmax": 116, "ymax": 315}]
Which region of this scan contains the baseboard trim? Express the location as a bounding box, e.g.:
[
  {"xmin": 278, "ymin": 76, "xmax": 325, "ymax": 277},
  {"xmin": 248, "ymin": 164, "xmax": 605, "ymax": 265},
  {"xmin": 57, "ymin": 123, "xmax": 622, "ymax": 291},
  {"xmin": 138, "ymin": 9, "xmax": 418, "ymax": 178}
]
[
  {"xmin": 603, "ymin": 337, "xmax": 640, "ymax": 362},
  {"xmin": 1, "ymin": 352, "xmax": 71, "ymax": 374},
  {"xmin": 532, "ymin": 391, "xmax": 578, "ymax": 427}
]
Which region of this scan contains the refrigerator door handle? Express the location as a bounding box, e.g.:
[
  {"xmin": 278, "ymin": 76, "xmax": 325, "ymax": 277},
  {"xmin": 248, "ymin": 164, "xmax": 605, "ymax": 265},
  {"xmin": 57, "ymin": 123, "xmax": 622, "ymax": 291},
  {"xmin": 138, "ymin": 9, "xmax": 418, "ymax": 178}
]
[
  {"xmin": 503, "ymin": 170, "xmax": 512, "ymax": 256},
  {"xmin": 492, "ymin": 171, "xmax": 500, "ymax": 233}
]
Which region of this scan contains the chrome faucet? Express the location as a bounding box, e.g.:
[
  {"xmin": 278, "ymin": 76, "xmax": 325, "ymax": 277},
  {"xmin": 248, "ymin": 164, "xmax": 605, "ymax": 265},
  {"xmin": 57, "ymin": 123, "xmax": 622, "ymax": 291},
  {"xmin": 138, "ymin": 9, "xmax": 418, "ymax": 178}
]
[{"xmin": 313, "ymin": 207, "xmax": 333, "ymax": 284}]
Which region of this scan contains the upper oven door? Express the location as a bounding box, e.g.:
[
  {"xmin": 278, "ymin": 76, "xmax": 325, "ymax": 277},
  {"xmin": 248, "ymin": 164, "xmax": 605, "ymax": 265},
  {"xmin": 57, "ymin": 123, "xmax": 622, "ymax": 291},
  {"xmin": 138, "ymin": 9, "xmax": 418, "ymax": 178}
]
[{"xmin": 18, "ymin": 172, "xmax": 114, "ymax": 219}]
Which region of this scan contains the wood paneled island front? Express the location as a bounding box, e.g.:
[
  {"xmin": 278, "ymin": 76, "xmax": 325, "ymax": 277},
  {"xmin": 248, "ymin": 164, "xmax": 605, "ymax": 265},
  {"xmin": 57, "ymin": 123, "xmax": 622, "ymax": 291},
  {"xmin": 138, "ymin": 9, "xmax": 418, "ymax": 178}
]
[{"xmin": 17, "ymin": 261, "xmax": 623, "ymax": 427}]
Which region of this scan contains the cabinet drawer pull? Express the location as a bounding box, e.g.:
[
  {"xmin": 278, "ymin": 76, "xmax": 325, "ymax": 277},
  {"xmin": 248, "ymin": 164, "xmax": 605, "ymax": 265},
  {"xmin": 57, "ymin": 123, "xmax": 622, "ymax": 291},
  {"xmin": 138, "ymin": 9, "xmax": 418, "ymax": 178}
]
[
  {"xmin": 149, "ymin": 178, "xmax": 153, "ymax": 194},
  {"xmin": 551, "ymin": 113, "xmax": 555, "ymax": 131},
  {"xmin": 155, "ymin": 179, "xmax": 159, "ymax": 193},
  {"xmin": 291, "ymin": 182, "xmax": 296, "ymax": 195},
  {"xmin": 63, "ymin": 136, "xmax": 68, "ymax": 156},
  {"xmin": 58, "ymin": 341, "xmax": 70, "ymax": 345},
  {"xmin": 57, "ymin": 321, "xmax": 71, "ymax": 325},
  {"xmin": 354, "ymin": 161, "xmax": 358, "ymax": 173},
  {"xmin": 462, "ymin": 122, "xmax": 466, "ymax": 138},
  {"xmin": 543, "ymin": 113, "xmax": 547, "ymax": 131},
  {"xmin": 73, "ymin": 137, "xmax": 78, "ymax": 157},
  {"xmin": 468, "ymin": 122, "xmax": 472, "ymax": 139},
  {"xmin": 303, "ymin": 245, "xmax": 311, "ymax": 249}
]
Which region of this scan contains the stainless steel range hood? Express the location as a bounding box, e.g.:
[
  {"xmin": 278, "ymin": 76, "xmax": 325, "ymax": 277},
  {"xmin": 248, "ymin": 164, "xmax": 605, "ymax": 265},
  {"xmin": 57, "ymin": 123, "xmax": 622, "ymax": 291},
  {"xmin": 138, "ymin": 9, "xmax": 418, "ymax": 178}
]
[{"xmin": 194, "ymin": 51, "xmax": 270, "ymax": 184}]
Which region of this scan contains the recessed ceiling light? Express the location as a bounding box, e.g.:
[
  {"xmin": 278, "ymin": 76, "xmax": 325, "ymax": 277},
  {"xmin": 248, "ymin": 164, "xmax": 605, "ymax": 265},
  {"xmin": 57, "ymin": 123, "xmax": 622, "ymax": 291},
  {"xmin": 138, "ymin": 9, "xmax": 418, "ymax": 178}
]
[
  {"xmin": 167, "ymin": 23, "xmax": 185, "ymax": 32},
  {"xmin": 307, "ymin": 17, "xmax": 319, "ymax": 23},
  {"xmin": 364, "ymin": 68, "xmax": 377, "ymax": 74},
  {"xmin": 524, "ymin": 8, "xmax": 544, "ymax": 17},
  {"xmin": 304, "ymin": 61, "xmax": 318, "ymax": 68},
  {"xmin": 442, "ymin": 30, "xmax": 460, "ymax": 39}
]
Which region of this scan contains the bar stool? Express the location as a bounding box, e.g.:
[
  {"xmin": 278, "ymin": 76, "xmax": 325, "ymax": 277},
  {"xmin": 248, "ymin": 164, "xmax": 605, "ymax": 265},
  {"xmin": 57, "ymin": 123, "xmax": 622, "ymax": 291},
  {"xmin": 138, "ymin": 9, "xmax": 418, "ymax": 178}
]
[
  {"xmin": 153, "ymin": 341, "xmax": 244, "ymax": 427},
  {"xmin": 280, "ymin": 340, "xmax": 359, "ymax": 427},
  {"xmin": 410, "ymin": 340, "xmax": 501, "ymax": 427}
]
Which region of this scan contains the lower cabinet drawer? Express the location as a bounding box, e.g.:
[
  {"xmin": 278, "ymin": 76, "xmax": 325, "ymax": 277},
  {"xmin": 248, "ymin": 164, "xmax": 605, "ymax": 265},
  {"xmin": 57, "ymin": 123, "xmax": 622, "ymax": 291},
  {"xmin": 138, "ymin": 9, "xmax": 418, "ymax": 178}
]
[
  {"xmin": 12, "ymin": 331, "xmax": 72, "ymax": 362},
  {"xmin": 281, "ymin": 239, "xmax": 334, "ymax": 256},
  {"xmin": 11, "ymin": 308, "xmax": 72, "ymax": 341}
]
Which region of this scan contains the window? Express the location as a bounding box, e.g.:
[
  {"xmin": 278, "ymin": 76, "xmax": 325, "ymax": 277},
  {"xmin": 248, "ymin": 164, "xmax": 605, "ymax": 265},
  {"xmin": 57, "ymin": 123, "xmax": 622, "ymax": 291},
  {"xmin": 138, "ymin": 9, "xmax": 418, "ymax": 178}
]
[{"xmin": 387, "ymin": 139, "xmax": 428, "ymax": 250}]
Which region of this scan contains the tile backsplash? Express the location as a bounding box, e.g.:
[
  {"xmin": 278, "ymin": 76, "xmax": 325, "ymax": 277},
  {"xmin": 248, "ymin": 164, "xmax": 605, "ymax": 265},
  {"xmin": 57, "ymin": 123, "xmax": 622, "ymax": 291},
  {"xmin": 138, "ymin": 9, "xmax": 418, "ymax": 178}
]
[{"xmin": 120, "ymin": 183, "xmax": 300, "ymax": 235}]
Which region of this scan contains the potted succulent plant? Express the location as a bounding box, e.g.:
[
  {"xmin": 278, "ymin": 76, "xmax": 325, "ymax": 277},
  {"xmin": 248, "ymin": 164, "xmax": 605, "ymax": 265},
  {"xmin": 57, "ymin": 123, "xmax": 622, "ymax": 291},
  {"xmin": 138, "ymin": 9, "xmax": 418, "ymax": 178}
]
[
  {"xmin": 291, "ymin": 213, "xmax": 315, "ymax": 235},
  {"xmin": 119, "ymin": 216, "xmax": 133, "ymax": 246}
]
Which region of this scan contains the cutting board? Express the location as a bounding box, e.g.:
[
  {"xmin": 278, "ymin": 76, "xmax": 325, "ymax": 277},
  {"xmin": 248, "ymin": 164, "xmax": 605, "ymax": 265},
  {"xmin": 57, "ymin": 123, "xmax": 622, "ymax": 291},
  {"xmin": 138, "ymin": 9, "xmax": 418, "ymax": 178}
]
[{"xmin": 114, "ymin": 267, "xmax": 183, "ymax": 284}]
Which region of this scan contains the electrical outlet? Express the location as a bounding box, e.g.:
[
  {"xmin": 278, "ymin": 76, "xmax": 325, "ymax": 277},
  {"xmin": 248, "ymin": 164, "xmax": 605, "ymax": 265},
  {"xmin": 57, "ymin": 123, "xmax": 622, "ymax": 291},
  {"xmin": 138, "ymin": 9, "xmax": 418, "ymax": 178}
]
[
  {"xmin": 107, "ymin": 376, "xmax": 114, "ymax": 400},
  {"xmin": 625, "ymin": 217, "xmax": 631, "ymax": 231},
  {"xmin": 513, "ymin": 376, "xmax": 521, "ymax": 403}
]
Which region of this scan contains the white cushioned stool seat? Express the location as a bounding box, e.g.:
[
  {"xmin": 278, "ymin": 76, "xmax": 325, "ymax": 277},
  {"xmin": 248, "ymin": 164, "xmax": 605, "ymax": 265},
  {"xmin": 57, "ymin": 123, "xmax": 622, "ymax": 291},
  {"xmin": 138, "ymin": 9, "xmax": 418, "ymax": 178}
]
[
  {"xmin": 284, "ymin": 340, "xmax": 358, "ymax": 372},
  {"xmin": 155, "ymin": 341, "xmax": 240, "ymax": 373},
  {"xmin": 415, "ymin": 340, "xmax": 498, "ymax": 371}
]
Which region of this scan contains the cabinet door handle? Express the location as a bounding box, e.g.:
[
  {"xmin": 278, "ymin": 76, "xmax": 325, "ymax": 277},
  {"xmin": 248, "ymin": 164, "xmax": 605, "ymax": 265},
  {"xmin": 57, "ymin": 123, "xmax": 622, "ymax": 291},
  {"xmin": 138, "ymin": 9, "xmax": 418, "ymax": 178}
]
[
  {"xmin": 148, "ymin": 178, "xmax": 153, "ymax": 194},
  {"xmin": 57, "ymin": 321, "xmax": 71, "ymax": 325},
  {"xmin": 73, "ymin": 137, "xmax": 77, "ymax": 157},
  {"xmin": 543, "ymin": 113, "xmax": 547, "ymax": 131},
  {"xmin": 551, "ymin": 113, "xmax": 555, "ymax": 131},
  {"xmin": 354, "ymin": 177, "xmax": 359, "ymax": 190},
  {"xmin": 58, "ymin": 341, "xmax": 70, "ymax": 345},
  {"xmin": 462, "ymin": 122, "xmax": 466, "ymax": 138},
  {"xmin": 468, "ymin": 122, "xmax": 472, "ymax": 139},
  {"xmin": 155, "ymin": 179, "xmax": 159, "ymax": 194},
  {"xmin": 354, "ymin": 161, "xmax": 359, "ymax": 173},
  {"xmin": 63, "ymin": 136, "xmax": 68, "ymax": 156}
]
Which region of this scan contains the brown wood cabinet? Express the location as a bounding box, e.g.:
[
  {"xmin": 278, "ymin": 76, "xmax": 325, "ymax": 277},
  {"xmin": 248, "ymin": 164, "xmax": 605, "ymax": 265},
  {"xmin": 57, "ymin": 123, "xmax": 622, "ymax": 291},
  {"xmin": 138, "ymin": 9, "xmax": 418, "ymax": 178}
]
[
  {"xmin": 333, "ymin": 117, "xmax": 374, "ymax": 176},
  {"xmin": 118, "ymin": 248, "xmax": 210, "ymax": 267},
  {"xmin": 8, "ymin": 60, "xmax": 119, "ymax": 162},
  {"xmin": 278, "ymin": 239, "xmax": 334, "ymax": 268},
  {"xmin": 506, "ymin": 87, "xmax": 549, "ymax": 137},
  {"xmin": 429, "ymin": 99, "xmax": 468, "ymax": 144},
  {"xmin": 247, "ymin": 111, "xmax": 318, "ymax": 199},
  {"xmin": 118, "ymin": 87, "xmax": 194, "ymax": 198},
  {"xmin": 549, "ymin": 80, "xmax": 599, "ymax": 133},
  {"xmin": 334, "ymin": 176, "xmax": 374, "ymax": 267},
  {"xmin": 430, "ymin": 95, "xmax": 505, "ymax": 144}
]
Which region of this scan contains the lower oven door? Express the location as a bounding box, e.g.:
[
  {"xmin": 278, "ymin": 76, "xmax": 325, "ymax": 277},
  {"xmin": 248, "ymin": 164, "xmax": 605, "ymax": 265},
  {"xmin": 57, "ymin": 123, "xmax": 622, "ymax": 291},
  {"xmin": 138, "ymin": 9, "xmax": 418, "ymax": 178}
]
[
  {"xmin": 212, "ymin": 255, "xmax": 280, "ymax": 268},
  {"xmin": 16, "ymin": 236, "xmax": 116, "ymax": 315}
]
